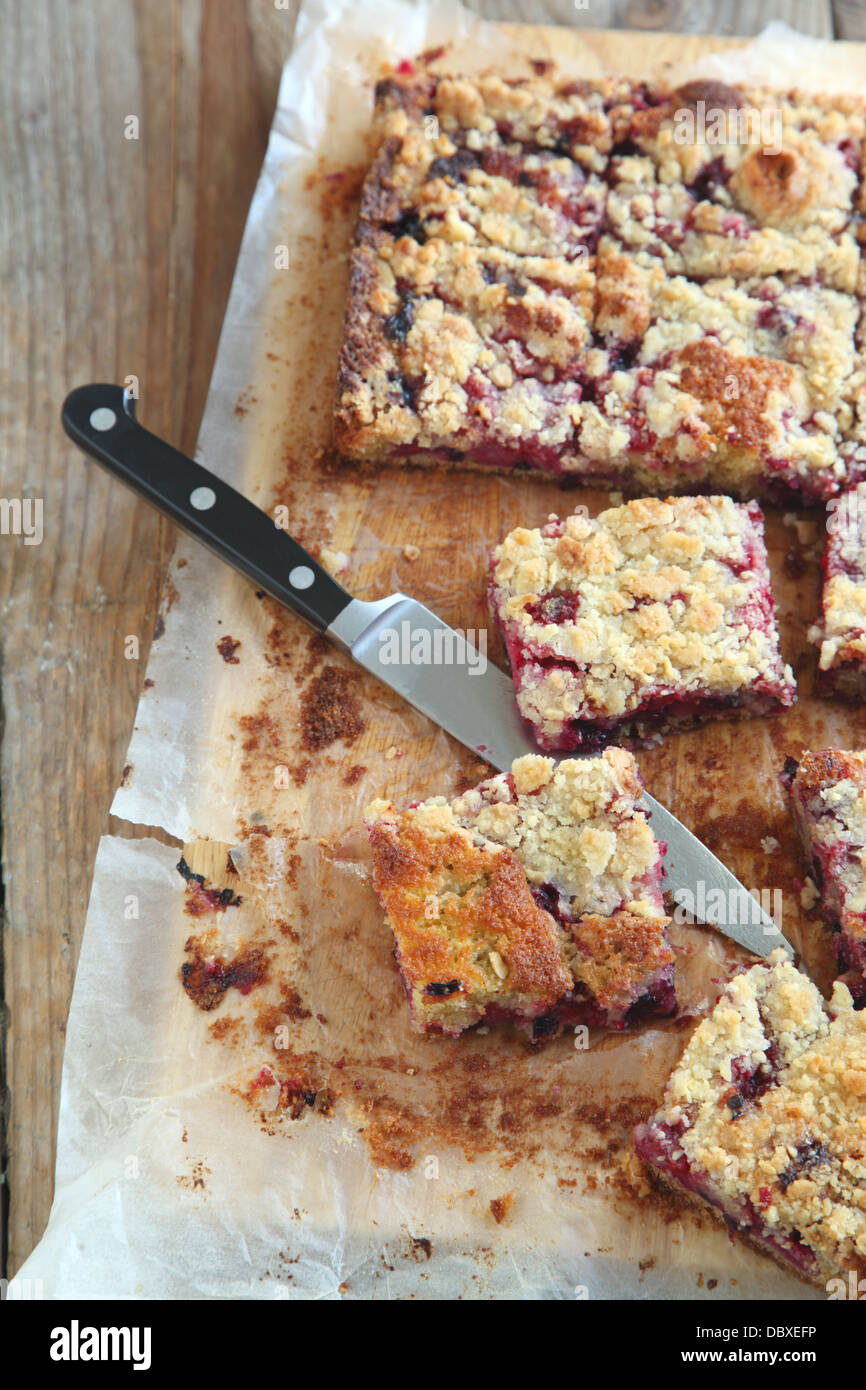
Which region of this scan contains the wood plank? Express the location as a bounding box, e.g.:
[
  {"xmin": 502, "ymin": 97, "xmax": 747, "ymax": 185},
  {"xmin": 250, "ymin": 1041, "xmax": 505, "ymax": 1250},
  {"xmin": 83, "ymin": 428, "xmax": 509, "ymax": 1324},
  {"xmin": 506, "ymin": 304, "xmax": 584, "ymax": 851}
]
[
  {"xmin": 0, "ymin": 0, "xmax": 300, "ymax": 1279},
  {"xmin": 833, "ymin": 0, "xmax": 866, "ymax": 39},
  {"xmin": 466, "ymin": 0, "xmax": 834, "ymax": 37}
]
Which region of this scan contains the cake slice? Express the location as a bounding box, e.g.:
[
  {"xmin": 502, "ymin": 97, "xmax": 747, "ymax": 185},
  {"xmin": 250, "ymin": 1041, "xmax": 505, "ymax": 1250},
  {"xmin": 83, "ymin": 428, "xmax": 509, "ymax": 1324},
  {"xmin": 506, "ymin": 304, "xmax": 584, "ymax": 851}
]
[
  {"xmin": 583, "ymin": 241, "xmax": 861, "ymax": 502},
  {"xmin": 785, "ymin": 748, "xmax": 866, "ymax": 1004},
  {"xmin": 489, "ymin": 495, "xmax": 795, "ymax": 751},
  {"xmin": 634, "ymin": 953, "xmax": 866, "ymax": 1288},
  {"xmin": 334, "ymin": 70, "xmax": 617, "ymax": 475},
  {"xmin": 366, "ymin": 749, "xmax": 674, "ymax": 1036},
  {"xmin": 810, "ymin": 483, "xmax": 866, "ymax": 696}
]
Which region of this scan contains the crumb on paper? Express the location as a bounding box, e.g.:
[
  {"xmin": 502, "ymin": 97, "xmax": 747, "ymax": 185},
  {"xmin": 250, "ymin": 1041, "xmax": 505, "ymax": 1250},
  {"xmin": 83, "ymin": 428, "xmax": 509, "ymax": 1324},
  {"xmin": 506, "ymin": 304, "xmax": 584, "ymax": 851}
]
[
  {"xmin": 234, "ymin": 386, "xmax": 256, "ymax": 419},
  {"xmin": 490, "ymin": 1191, "xmax": 516, "ymax": 1225},
  {"xmin": 760, "ymin": 836, "xmax": 780, "ymax": 854},
  {"xmin": 300, "ymin": 666, "xmax": 365, "ymax": 751},
  {"xmin": 402, "ymin": 543, "xmax": 420, "ymax": 561},
  {"xmin": 800, "ymin": 876, "xmax": 820, "ymax": 910},
  {"xmin": 319, "ymin": 547, "xmax": 350, "ymax": 577},
  {"xmin": 384, "ymin": 744, "xmax": 404, "ymax": 760}
]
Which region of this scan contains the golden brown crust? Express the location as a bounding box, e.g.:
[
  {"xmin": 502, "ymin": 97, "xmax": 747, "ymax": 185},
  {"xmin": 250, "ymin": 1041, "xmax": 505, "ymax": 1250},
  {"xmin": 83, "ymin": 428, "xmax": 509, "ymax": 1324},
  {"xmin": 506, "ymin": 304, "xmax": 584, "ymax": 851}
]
[
  {"xmin": 568, "ymin": 910, "xmax": 675, "ymax": 1015},
  {"xmin": 676, "ymin": 339, "xmax": 802, "ymax": 454},
  {"xmin": 791, "ymin": 747, "xmax": 866, "ymax": 802},
  {"xmin": 366, "ymin": 750, "xmax": 671, "ymax": 1033},
  {"xmin": 671, "ymin": 80, "xmax": 746, "ymax": 112},
  {"xmin": 369, "ymin": 810, "xmax": 572, "ymax": 1033}
]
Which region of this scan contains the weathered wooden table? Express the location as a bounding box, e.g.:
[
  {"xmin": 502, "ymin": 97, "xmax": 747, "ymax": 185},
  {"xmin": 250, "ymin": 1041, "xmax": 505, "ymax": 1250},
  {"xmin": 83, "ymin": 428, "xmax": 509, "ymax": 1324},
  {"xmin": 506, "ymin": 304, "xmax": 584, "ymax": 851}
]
[{"xmin": 3, "ymin": 0, "xmax": 863, "ymax": 1281}]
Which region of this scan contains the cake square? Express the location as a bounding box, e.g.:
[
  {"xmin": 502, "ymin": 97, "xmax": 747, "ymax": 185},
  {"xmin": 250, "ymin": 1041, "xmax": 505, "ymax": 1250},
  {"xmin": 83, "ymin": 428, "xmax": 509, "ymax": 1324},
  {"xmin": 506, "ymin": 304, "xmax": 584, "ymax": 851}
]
[
  {"xmin": 634, "ymin": 952, "xmax": 866, "ymax": 1288},
  {"xmin": 366, "ymin": 749, "xmax": 674, "ymax": 1036},
  {"xmin": 488, "ymin": 495, "xmax": 796, "ymax": 751},
  {"xmin": 785, "ymin": 748, "xmax": 866, "ymax": 1004},
  {"xmin": 335, "ymin": 71, "xmax": 866, "ymax": 501},
  {"xmin": 334, "ymin": 71, "xmax": 619, "ymax": 476},
  {"xmin": 604, "ymin": 83, "xmax": 865, "ymax": 290},
  {"xmin": 585, "ymin": 244, "xmax": 862, "ymax": 501},
  {"xmin": 810, "ymin": 482, "xmax": 866, "ymax": 696}
]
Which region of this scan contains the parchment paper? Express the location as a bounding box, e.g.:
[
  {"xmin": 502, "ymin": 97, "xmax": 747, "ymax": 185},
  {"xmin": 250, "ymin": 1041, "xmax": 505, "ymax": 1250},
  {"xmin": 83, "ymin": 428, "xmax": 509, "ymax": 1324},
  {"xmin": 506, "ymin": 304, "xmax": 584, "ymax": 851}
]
[{"xmin": 18, "ymin": 0, "xmax": 865, "ymax": 1299}]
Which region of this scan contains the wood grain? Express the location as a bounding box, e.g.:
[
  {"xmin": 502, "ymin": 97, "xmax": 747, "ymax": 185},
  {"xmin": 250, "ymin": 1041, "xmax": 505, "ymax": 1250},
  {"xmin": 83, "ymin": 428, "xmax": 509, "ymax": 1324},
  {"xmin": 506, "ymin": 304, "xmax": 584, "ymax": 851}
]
[
  {"xmin": 465, "ymin": 0, "xmax": 834, "ymax": 36},
  {"xmin": 0, "ymin": 0, "xmax": 855, "ymax": 1280},
  {"xmin": 0, "ymin": 0, "xmax": 302, "ymax": 1280}
]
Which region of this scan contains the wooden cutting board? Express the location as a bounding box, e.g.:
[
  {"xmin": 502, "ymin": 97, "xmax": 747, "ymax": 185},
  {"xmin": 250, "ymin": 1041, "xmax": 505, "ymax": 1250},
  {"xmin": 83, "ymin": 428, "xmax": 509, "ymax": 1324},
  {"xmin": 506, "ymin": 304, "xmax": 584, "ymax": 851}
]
[
  {"xmin": 187, "ymin": 20, "xmax": 866, "ymax": 984},
  {"xmin": 171, "ymin": 23, "xmax": 866, "ymax": 1290}
]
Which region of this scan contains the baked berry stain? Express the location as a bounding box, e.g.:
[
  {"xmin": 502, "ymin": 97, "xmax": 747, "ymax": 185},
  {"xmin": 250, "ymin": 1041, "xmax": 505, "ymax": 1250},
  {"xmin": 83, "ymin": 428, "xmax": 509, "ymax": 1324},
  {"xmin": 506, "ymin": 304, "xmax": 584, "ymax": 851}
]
[
  {"xmin": 181, "ymin": 942, "xmax": 269, "ymax": 1012},
  {"xmin": 217, "ymin": 635, "xmax": 241, "ymax": 663},
  {"xmin": 177, "ymin": 857, "xmax": 242, "ymax": 913}
]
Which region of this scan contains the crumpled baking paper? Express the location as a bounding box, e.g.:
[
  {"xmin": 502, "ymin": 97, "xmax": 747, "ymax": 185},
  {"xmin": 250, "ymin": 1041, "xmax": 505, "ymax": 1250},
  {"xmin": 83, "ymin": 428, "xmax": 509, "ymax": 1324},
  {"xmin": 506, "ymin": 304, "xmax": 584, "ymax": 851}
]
[{"xmin": 18, "ymin": 0, "xmax": 860, "ymax": 1299}]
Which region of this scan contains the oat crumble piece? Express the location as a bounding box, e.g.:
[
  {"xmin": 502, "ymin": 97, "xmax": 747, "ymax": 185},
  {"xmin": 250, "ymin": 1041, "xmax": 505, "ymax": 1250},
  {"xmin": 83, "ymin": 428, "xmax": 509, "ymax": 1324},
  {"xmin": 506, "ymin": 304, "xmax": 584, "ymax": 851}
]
[
  {"xmin": 785, "ymin": 749, "xmax": 866, "ymax": 1003},
  {"xmin": 635, "ymin": 952, "xmax": 866, "ymax": 1288},
  {"xmin": 489, "ymin": 494, "xmax": 795, "ymax": 751},
  {"xmin": 810, "ymin": 482, "xmax": 866, "ymax": 696},
  {"xmin": 366, "ymin": 749, "xmax": 674, "ymax": 1035}
]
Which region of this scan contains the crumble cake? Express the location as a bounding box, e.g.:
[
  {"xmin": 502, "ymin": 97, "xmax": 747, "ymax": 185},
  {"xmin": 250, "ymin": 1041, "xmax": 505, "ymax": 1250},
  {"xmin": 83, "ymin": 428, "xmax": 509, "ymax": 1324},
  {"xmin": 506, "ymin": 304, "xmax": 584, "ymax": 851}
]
[
  {"xmin": 634, "ymin": 953, "xmax": 866, "ymax": 1288},
  {"xmin": 335, "ymin": 71, "xmax": 866, "ymax": 501},
  {"xmin": 366, "ymin": 748, "xmax": 674, "ymax": 1036},
  {"xmin": 488, "ymin": 495, "xmax": 796, "ymax": 751},
  {"xmin": 785, "ymin": 749, "xmax": 866, "ymax": 1005},
  {"xmin": 810, "ymin": 482, "xmax": 866, "ymax": 696}
]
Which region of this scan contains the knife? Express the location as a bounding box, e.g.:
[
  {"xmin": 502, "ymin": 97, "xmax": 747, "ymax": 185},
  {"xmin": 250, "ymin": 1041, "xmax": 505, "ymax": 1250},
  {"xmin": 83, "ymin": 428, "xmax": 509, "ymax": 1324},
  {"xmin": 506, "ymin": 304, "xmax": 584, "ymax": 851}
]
[{"xmin": 61, "ymin": 382, "xmax": 792, "ymax": 958}]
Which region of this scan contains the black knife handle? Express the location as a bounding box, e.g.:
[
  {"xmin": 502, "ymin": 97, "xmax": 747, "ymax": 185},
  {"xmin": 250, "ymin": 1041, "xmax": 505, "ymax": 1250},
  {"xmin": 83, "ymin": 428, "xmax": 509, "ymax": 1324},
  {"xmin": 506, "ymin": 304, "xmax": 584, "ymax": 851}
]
[{"xmin": 61, "ymin": 383, "xmax": 353, "ymax": 632}]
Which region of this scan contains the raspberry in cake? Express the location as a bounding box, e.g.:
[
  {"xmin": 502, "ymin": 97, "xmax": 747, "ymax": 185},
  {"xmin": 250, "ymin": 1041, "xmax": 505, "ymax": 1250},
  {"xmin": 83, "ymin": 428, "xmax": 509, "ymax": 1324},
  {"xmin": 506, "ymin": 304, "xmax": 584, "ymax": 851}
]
[
  {"xmin": 366, "ymin": 749, "xmax": 674, "ymax": 1036},
  {"xmin": 810, "ymin": 482, "xmax": 866, "ymax": 696},
  {"xmin": 335, "ymin": 71, "xmax": 866, "ymax": 501},
  {"xmin": 784, "ymin": 749, "xmax": 866, "ymax": 1004},
  {"xmin": 489, "ymin": 495, "xmax": 796, "ymax": 751},
  {"xmin": 634, "ymin": 952, "xmax": 866, "ymax": 1288}
]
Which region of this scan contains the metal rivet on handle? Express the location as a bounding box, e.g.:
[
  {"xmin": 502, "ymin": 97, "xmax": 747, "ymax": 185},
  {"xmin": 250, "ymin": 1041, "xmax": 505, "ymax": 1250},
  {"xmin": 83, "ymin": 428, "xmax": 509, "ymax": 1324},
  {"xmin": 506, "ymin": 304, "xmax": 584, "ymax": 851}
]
[
  {"xmin": 90, "ymin": 407, "xmax": 117, "ymax": 432},
  {"xmin": 189, "ymin": 486, "xmax": 216, "ymax": 511},
  {"xmin": 289, "ymin": 565, "xmax": 314, "ymax": 590}
]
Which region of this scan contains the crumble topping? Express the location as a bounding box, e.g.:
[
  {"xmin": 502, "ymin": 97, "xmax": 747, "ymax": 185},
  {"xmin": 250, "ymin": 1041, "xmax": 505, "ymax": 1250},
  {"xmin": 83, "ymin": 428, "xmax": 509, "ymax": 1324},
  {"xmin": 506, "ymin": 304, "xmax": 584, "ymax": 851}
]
[
  {"xmin": 788, "ymin": 748, "xmax": 866, "ymax": 933},
  {"xmin": 489, "ymin": 495, "xmax": 795, "ymax": 745},
  {"xmin": 638, "ymin": 954, "xmax": 866, "ymax": 1283},
  {"xmin": 336, "ymin": 72, "xmax": 866, "ymax": 500},
  {"xmin": 366, "ymin": 749, "xmax": 673, "ymax": 1033},
  {"xmin": 448, "ymin": 748, "xmax": 664, "ymax": 913},
  {"xmin": 811, "ymin": 482, "xmax": 866, "ymax": 679}
]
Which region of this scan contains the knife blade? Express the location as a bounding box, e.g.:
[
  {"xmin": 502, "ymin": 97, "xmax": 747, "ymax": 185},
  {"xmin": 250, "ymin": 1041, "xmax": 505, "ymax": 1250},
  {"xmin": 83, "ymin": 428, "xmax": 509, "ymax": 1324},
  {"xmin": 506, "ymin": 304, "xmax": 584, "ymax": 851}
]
[{"xmin": 61, "ymin": 382, "xmax": 792, "ymax": 958}]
